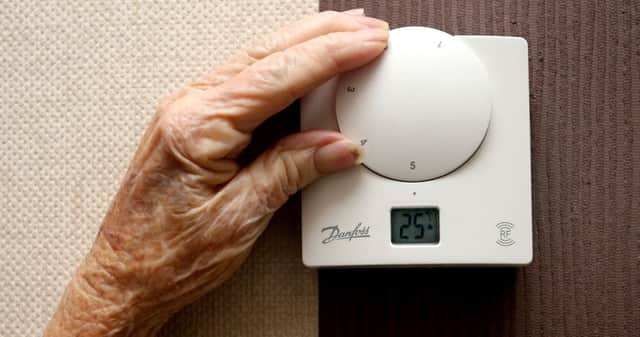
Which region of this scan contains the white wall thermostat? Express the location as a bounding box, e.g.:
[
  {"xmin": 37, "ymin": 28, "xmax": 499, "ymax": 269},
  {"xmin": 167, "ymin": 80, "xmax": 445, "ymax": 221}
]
[{"xmin": 300, "ymin": 27, "xmax": 532, "ymax": 267}]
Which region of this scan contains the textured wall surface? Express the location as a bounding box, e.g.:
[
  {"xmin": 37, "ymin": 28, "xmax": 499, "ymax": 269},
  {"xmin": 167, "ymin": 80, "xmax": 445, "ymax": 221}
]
[
  {"xmin": 319, "ymin": 1, "xmax": 639, "ymax": 336},
  {"xmin": 0, "ymin": 1, "xmax": 318, "ymax": 336}
]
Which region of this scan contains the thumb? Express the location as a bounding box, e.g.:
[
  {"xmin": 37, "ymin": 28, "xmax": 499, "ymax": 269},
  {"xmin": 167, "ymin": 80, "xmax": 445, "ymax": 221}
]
[{"xmin": 229, "ymin": 130, "xmax": 363, "ymax": 212}]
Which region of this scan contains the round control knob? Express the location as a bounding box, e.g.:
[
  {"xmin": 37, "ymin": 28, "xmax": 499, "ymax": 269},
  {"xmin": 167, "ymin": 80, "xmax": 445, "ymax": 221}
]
[{"xmin": 336, "ymin": 27, "xmax": 492, "ymax": 182}]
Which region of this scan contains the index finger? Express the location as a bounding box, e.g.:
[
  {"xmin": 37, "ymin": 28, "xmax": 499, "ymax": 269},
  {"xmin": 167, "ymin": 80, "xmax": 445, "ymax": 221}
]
[
  {"xmin": 205, "ymin": 27, "xmax": 389, "ymax": 132},
  {"xmin": 197, "ymin": 9, "xmax": 388, "ymax": 87}
]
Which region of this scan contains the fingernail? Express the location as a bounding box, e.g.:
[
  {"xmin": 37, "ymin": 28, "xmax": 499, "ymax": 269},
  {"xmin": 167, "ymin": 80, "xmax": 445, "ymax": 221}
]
[
  {"xmin": 357, "ymin": 28, "xmax": 390, "ymax": 42},
  {"xmin": 343, "ymin": 8, "xmax": 365, "ymax": 16},
  {"xmin": 314, "ymin": 140, "xmax": 364, "ymax": 174},
  {"xmin": 353, "ymin": 15, "xmax": 389, "ymax": 29}
]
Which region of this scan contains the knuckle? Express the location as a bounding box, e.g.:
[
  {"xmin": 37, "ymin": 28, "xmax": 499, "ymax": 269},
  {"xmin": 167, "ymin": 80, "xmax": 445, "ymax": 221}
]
[
  {"xmin": 322, "ymin": 10, "xmax": 352, "ymax": 27},
  {"xmin": 318, "ymin": 10, "xmax": 364, "ymax": 33},
  {"xmin": 299, "ymin": 34, "xmax": 340, "ymax": 71},
  {"xmin": 248, "ymin": 167, "xmax": 284, "ymax": 213},
  {"xmin": 272, "ymin": 145, "xmax": 304, "ymax": 196},
  {"xmin": 247, "ymin": 50, "xmax": 295, "ymax": 95},
  {"xmin": 155, "ymin": 93, "xmax": 212, "ymax": 162},
  {"xmin": 318, "ymin": 33, "xmax": 341, "ymax": 54},
  {"xmin": 157, "ymin": 91, "xmax": 202, "ymax": 138},
  {"xmin": 250, "ymin": 146, "xmax": 301, "ymax": 212},
  {"xmin": 157, "ymin": 86, "xmax": 199, "ymax": 117},
  {"xmin": 246, "ymin": 43, "xmax": 269, "ymax": 62},
  {"xmin": 320, "ymin": 10, "xmax": 341, "ymax": 21},
  {"xmin": 156, "ymin": 89, "xmax": 251, "ymax": 166},
  {"xmin": 247, "ymin": 30, "xmax": 289, "ymax": 61}
]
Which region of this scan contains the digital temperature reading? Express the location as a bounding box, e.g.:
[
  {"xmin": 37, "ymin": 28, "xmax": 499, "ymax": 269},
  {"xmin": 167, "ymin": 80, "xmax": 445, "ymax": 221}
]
[{"xmin": 391, "ymin": 208, "xmax": 439, "ymax": 244}]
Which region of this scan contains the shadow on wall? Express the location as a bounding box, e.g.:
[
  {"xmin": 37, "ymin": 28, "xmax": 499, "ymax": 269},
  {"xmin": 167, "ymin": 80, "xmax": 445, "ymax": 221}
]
[{"xmin": 320, "ymin": 268, "xmax": 518, "ymax": 337}]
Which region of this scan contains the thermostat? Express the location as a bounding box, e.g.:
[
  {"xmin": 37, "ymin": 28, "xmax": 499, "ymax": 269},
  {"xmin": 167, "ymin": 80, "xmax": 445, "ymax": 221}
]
[{"xmin": 300, "ymin": 27, "xmax": 532, "ymax": 267}]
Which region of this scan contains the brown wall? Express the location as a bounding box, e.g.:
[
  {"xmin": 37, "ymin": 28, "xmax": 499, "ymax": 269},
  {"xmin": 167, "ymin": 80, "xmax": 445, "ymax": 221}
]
[{"xmin": 318, "ymin": 1, "xmax": 640, "ymax": 336}]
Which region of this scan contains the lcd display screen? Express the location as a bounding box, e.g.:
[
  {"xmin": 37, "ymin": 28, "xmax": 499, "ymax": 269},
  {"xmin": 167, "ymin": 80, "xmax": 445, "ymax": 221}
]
[{"xmin": 391, "ymin": 208, "xmax": 439, "ymax": 244}]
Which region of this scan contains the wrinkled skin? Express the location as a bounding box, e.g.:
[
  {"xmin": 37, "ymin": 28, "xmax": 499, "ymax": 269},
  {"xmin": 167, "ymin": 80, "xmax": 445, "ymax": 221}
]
[{"xmin": 44, "ymin": 9, "xmax": 389, "ymax": 337}]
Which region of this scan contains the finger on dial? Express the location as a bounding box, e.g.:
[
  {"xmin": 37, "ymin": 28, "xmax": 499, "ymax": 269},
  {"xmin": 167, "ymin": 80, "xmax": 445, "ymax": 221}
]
[
  {"xmin": 194, "ymin": 9, "xmax": 388, "ymax": 87},
  {"xmin": 205, "ymin": 27, "xmax": 389, "ymax": 132}
]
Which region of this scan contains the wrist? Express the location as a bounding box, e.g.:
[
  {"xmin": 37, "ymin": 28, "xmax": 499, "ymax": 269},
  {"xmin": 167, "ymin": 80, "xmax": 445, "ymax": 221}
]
[{"xmin": 44, "ymin": 248, "xmax": 167, "ymax": 337}]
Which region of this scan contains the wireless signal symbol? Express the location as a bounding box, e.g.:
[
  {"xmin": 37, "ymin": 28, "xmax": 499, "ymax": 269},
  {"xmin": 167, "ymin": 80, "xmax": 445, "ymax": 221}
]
[{"xmin": 496, "ymin": 222, "xmax": 515, "ymax": 246}]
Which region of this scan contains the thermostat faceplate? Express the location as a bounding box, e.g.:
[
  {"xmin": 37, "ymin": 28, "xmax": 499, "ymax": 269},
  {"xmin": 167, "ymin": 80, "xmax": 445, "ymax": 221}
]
[
  {"xmin": 336, "ymin": 27, "xmax": 492, "ymax": 182},
  {"xmin": 301, "ymin": 27, "xmax": 532, "ymax": 267}
]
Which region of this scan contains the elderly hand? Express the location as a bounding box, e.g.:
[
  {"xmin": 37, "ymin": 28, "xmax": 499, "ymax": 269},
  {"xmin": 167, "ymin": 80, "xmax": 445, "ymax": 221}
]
[{"xmin": 44, "ymin": 9, "xmax": 388, "ymax": 337}]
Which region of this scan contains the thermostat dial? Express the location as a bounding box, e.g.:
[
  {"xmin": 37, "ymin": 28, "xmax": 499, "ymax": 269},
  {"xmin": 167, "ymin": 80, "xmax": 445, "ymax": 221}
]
[{"xmin": 336, "ymin": 27, "xmax": 493, "ymax": 182}]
